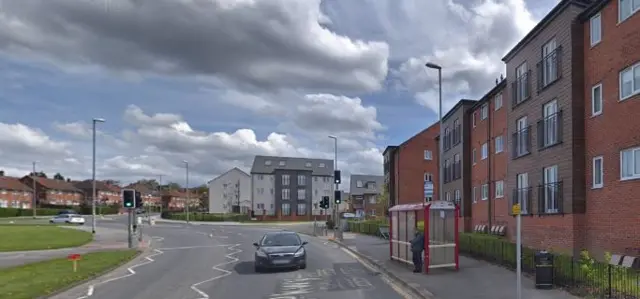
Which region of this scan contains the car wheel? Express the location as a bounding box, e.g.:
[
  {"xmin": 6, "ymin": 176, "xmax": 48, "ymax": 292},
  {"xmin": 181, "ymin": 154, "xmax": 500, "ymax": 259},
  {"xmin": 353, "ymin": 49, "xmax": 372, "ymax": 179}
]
[
  {"xmin": 299, "ymin": 263, "xmax": 307, "ymax": 269},
  {"xmin": 254, "ymin": 264, "xmax": 262, "ymax": 273},
  {"xmin": 65, "ymin": 221, "xmax": 70, "ymax": 224},
  {"xmin": 49, "ymin": 220, "xmax": 54, "ymax": 224}
]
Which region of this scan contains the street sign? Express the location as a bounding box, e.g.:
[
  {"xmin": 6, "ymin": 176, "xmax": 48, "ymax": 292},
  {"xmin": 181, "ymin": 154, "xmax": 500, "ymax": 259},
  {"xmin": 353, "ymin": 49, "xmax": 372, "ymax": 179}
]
[
  {"xmin": 67, "ymin": 253, "xmax": 81, "ymax": 272},
  {"xmin": 424, "ymin": 181, "xmax": 434, "ymax": 197},
  {"xmin": 512, "ymin": 203, "xmax": 521, "ymax": 216}
]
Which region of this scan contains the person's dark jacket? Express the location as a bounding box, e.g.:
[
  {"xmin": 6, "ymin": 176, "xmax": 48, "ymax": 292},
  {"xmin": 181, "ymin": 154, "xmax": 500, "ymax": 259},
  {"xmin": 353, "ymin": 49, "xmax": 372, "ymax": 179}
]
[{"xmin": 410, "ymin": 232, "xmax": 425, "ymax": 252}]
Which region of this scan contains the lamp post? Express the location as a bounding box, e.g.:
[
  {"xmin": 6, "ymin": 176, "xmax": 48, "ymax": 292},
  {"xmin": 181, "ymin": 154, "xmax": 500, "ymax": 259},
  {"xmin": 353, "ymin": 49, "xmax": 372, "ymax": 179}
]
[
  {"xmin": 424, "ymin": 63, "xmax": 444, "ymax": 205},
  {"xmin": 183, "ymin": 160, "xmax": 190, "ymax": 225},
  {"xmin": 32, "ymin": 161, "xmax": 38, "ymax": 218},
  {"xmin": 328, "ymin": 135, "xmax": 340, "ymax": 240},
  {"xmin": 92, "ymin": 118, "xmax": 105, "ymax": 234}
]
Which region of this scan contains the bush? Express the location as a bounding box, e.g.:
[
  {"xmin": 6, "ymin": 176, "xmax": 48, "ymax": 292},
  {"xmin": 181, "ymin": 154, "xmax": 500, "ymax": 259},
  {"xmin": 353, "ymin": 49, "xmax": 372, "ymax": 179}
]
[
  {"xmin": 347, "ymin": 219, "xmax": 388, "ymax": 236},
  {"xmin": 161, "ymin": 212, "xmax": 249, "ymax": 222},
  {"xmin": 0, "ymin": 206, "xmax": 120, "ymax": 218}
]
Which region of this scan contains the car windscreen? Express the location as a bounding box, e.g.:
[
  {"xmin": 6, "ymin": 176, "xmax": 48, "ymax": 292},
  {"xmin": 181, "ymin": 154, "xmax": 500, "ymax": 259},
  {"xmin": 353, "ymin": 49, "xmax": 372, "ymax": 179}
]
[{"xmin": 261, "ymin": 234, "xmax": 301, "ymax": 246}]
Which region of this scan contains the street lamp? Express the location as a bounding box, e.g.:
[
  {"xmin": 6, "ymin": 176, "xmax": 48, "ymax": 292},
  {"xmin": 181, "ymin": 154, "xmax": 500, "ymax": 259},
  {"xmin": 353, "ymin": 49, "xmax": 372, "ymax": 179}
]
[
  {"xmin": 183, "ymin": 160, "xmax": 190, "ymax": 225},
  {"xmin": 31, "ymin": 161, "xmax": 38, "ymax": 218},
  {"xmin": 328, "ymin": 135, "xmax": 340, "ymax": 240},
  {"xmin": 92, "ymin": 118, "xmax": 105, "ymax": 234},
  {"xmin": 424, "ymin": 63, "xmax": 443, "ymax": 205}
]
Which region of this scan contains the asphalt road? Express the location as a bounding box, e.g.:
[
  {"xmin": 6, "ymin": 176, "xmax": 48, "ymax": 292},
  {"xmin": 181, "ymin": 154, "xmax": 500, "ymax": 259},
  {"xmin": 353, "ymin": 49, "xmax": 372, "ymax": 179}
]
[{"xmin": 54, "ymin": 221, "xmax": 408, "ymax": 299}]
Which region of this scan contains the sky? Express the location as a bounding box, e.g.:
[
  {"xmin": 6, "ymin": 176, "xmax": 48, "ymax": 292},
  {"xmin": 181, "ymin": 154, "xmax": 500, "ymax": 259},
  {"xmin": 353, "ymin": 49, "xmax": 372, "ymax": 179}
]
[{"xmin": 0, "ymin": 0, "xmax": 555, "ymax": 189}]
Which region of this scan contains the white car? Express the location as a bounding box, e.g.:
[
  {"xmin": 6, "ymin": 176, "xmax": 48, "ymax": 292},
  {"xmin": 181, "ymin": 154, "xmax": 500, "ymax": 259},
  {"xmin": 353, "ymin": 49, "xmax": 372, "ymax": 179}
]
[{"xmin": 49, "ymin": 214, "xmax": 85, "ymax": 225}]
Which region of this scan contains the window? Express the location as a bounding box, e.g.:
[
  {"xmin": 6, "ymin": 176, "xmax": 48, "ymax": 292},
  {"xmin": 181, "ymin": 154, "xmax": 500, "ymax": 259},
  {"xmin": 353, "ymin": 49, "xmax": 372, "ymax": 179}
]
[
  {"xmin": 297, "ymin": 203, "xmax": 307, "ymax": 215},
  {"xmin": 282, "ymin": 174, "xmax": 290, "ymax": 186},
  {"xmin": 424, "ymin": 172, "xmax": 433, "ymax": 182},
  {"xmin": 472, "ymin": 113, "xmax": 477, "ymax": 127},
  {"xmin": 319, "ymin": 163, "xmax": 325, "ymax": 167},
  {"xmin": 480, "ymin": 103, "xmax": 488, "ymax": 120},
  {"xmin": 515, "ymin": 62, "xmax": 528, "ymax": 104},
  {"xmin": 305, "ymin": 162, "xmax": 312, "ymax": 167},
  {"xmin": 279, "ymin": 161, "xmax": 286, "ymax": 166},
  {"xmin": 453, "ymin": 119, "xmax": 460, "ymax": 144},
  {"xmin": 541, "ymin": 39, "xmax": 558, "ymax": 87},
  {"xmin": 472, "ymin": 148, "xmax": 477, "ymax": 164},
  {"xmin": 425, "ymin": 196, "xmax": 433, "ymax": 203},
  {"xmin": 481, "ymin": 184, "xmax": 488, "ymax": 200},
  {"xmin": 590, "ymin": 13, "xmax": 601, "ymax": 46},
  {"xmin": 621, "ymin": 147, "xmax": 640, "ymax": 179},
  {"xmin": 495, "ymin": 135, "xmax": 504, "ymax": 153},
  {"xmin": 281, "ymin": 203, "xmax": 291, "ymax": 216},
  {"xmin": 515, "ymin": 116, "xmax": 529, "ymax": 156},
  {"xmin": 543, "ymin": 165, "xmax": 559, "ymax": 213},
  {"xmin": 592, "ymin": 83, "xmax": 603, "ymax": 116},
  {"xmin": 472, "ymin": 187, "xmax": 477, "ymax": 203},
  {"xmin": 370, "ymin": 209, "xmax": 376, "ymax": 216},
  {"xmin": 445, "ymin": 192, "xmax": 451, "ymax": 202},
  {"xmin": 297, "ymin": 189, "xmax": 306, "ymax": 200},
  {"xmin": 619, "ymin": 0, "xmax": 640, "ymax": 22},
  {"xmin": 297, "ymin": 175, "xmax": 306, "ymax": 185},
  {"xmin": 454, "ymin": 189, "xmax": 461, "ymax": 204},
  {"xmin": 281, "ymin": 188, "xmax": 290, "ymax": 200},
  {"xmin": 593, "ymin": 156, "xmax": 603, "ymax": 188},
  {"xmin": 494, "ymin": 93, "xmax": 503, "ymax": 110},
  {"xmin": 356, "ymin": 180, "xmax": 363, "ymax": 188},
  {"xmin": 265, "ymin": 160, "xmax": 272, "ymax": 166},
  {"xmin": 516, "ymin": 173, "xmax": 529, "ymax": 214},
  {"xmin": 368, "ymin": 195, "xmax": 376, "ymax": 204},
  {"xmin": 542, "ymin": 100, "xmax": 559, "ymax": 146},
  {"xmin": 620, "ymin": 62, "xmax": 640, "ymax": 101},
  {"xmin": 424, "ymin": 150, "xmax": 433, "ymax": 160},
  {"xmin": 481, "ymin": 143, "xmax": 488, "ymax": 160},
  {"xmin": 495, "ymin": 181, "xmax": 504, "ymax": 198}
]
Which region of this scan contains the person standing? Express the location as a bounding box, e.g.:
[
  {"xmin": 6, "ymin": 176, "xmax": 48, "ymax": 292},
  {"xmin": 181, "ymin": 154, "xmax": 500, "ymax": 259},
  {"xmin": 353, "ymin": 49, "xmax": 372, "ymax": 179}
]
[{"xmin": 410, "ymin": 231, "xmax": 425, "ymax": 273}]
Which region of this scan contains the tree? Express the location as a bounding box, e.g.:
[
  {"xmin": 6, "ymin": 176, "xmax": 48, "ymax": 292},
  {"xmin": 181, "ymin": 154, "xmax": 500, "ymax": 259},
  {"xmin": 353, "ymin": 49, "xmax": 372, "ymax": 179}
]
[
  {"xmin": 377, "ymin": 184, "xmax": 390, "ymax": 210},
  {"xmin": 66, "ymin": 178, "xmax": 71, "ymax": 182},
  {"xmin": 104, "ymin": 179, "xmax": 121, "ymax": 186},
  {"xmin": 53, "ymin": 173, "xmax": 65, "ymax": 180},
  {"xmin": 0, "ymin": 170, "xmax": 4, "ymax": 176},
  {"xmin": 29, "ymin": 172, "xmax": 47, "ymax": 178},
  {"xmin": 166, "ymin": 182, "xmax": 182, "ymax": 190}
]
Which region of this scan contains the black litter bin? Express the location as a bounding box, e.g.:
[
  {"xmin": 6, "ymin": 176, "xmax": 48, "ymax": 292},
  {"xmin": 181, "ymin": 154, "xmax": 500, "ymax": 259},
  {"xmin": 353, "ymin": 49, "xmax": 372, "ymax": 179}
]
[{"xmin": 534, "ymin": 251, "xmax": 554, "ymax": 289}]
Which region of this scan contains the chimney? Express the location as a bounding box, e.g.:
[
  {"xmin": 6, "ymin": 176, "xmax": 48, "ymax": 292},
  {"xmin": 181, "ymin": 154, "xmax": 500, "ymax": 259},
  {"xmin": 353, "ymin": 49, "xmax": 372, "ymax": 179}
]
[
  {"xmin": 500, "ymin": 74, "xmax": 504, "ymax": 81},
  {"xmin": 495, "ymin": 78, "xmax": 498, "ymax": 85}
]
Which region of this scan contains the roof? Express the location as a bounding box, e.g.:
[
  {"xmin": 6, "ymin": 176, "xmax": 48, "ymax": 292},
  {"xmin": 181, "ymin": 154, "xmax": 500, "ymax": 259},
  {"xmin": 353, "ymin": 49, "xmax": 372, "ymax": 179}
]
[
  {"xmin": 382, "ymin": 145, "xmax": 398, "ymax": 156},
  {"xmin": 470, "ymin": 78, "xmax": 508, "ymax": 110},
  {"xmin": 398, "ymin": 122, "xmax": 440, "ymax": 149},
  {"xmin": 123, "ymin": 183, "xmax": 156, "ymax": 195},
  {"xmin": 502, "ymin": 0, "xmax": 592, "ymax": 62},
  {"xmin": 577, "ymin": 0, "xmax": 609, "ymax": 21},
  {"xmin": 207, "ymin": 167, "xmax": 250, "ymax": 184},
  {"xmin": 443, "ymin": 99, "xmax": 477, "ymax": 121},
  {"xmin": 162, "ymin": 190, "xmax": 187, "ymax": 198},
  {"xmin": 250, "ymin": 156, "xmax": 334, "ymax": 176},
  {"xmin": 74, "ymin": 180, "xmax": 117, "ymax": 191},
  {"xmin": 349, "ymin": 175, "xmax": 384, "ymax": 195},
  {"xmin": 0, "ymin": 176, "xmax": 33, "ymax": 192},
  {"xmin": 26, "ymin": 176, "xmax": 82, "ymax": 192}
]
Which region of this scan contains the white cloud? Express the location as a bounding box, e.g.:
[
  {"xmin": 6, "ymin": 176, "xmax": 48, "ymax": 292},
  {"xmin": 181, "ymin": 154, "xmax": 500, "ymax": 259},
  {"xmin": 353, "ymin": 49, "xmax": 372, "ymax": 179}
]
[{"xmin": 53, "ymin": 121, "xmax": 92, "ymax": 138}]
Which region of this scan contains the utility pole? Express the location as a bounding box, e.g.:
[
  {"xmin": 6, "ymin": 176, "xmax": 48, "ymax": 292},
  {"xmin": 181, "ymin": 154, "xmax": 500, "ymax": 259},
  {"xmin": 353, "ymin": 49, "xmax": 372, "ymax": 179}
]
[
  {"xmin": 425, "ymin": 62, "xmax": 444, "ymax": 203},
  {"xmin": 329, "ymin": 135, "xmax": 341, "ymax": 240},
  {"xmin": 31, "ymin": 161, "xmax": 37, "ymax": 218},
  {"xmin": 183, "ymin": 160, "xmax": 190, "ymax": 225},
  {"xmin": 91, "ymin": 118, "xmax": 105, "ymax": 234}
]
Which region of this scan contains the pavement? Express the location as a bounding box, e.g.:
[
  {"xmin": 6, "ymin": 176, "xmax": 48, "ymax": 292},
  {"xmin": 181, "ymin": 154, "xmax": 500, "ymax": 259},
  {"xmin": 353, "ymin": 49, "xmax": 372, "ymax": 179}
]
[
  {"xmin": 48, "ymin": 219, "xmax": 410, "ymax": 299},
  {"xmin": 323, "ymin": 231, "xmax": 582, "ymax": 299}
]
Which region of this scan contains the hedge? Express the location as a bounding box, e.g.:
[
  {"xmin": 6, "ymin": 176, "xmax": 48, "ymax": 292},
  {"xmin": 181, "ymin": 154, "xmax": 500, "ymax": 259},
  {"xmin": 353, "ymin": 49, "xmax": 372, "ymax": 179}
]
[
  {"xmin": 161, "ymin": 212, "xmax": 250, "ymax": 222},
  {"xmin": 347, "ymin": 219, "xmax": 389, "ymax": 236},
  {"xmin": 0, "ymin": 206, "xmax": 120, "ymax": 218}
]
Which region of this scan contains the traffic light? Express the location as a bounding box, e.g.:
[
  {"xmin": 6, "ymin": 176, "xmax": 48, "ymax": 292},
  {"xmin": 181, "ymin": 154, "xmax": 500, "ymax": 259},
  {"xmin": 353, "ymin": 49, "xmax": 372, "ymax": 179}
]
[
  {"xmin": 135, "ymin": 191, "xmax": 143, "ymax": 209},
  {"xmin": 321, "ymin": 196, "xmax": 329, "ymax": 209},
  {"xmin": 334, "ymin": 190, "xmax": 341, "ymax": 204},
  {"xmin": 334, "ymin": 170, "xmax": 341, "ymax": 184},
  {"xmin": 122, "ymin": 189, "xmax": 135, "ymax": 208}
]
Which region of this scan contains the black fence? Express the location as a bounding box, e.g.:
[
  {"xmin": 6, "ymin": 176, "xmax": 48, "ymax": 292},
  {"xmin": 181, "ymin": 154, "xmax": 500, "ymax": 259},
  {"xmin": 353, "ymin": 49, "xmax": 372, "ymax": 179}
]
[{"xmin": 459, "ymin": 233, "xmax": 640, "ymax": 298}]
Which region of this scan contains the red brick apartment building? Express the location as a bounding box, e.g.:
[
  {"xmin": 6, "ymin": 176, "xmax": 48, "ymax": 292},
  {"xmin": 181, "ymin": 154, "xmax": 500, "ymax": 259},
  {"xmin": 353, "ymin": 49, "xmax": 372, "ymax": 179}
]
[
  {"xmin": 469, "ymin": 79, "xmax": 510, "ymax": 232},
  {"xmin": 580, "ymin": 0, "xmax": 640, "ymax": 257},
  {"xmin": 124, "ymin": 183, "xmax": 162, "ymax": 207},
  {"xmin": 503, "ymin": 0, "xmax": 590, "ymax": 255},
  {"xmin": 0, "ymin": 176, "xmax": 33, "ymax": 209},
  {"xmin": 20, "ymin": 176, "xmax": 83, "ymax": 206},
  {"xmin": 74, "ymin": 180, "xmax": 121, "ymax": 205},
  {"xmin": 383, "ymin": 123, "xmax": 440, "ymax": 208}
]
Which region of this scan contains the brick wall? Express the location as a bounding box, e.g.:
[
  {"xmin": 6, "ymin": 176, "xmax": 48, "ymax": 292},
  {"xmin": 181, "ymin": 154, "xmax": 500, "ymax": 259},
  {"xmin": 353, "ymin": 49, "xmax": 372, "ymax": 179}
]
[{"xmin": 395, "ymin": 124, "xmax": 440, "ymax": 205}]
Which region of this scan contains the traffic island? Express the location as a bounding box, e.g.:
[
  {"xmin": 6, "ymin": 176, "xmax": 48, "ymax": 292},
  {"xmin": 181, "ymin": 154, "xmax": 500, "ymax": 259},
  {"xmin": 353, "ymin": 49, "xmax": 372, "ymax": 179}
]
[
  {"xmin": 0, "ymin": 249, "xmax": 139, "ymax": 299},
  {"xmin": 0, "ymin": 225, "xmax": 93, "ymax": 252}
]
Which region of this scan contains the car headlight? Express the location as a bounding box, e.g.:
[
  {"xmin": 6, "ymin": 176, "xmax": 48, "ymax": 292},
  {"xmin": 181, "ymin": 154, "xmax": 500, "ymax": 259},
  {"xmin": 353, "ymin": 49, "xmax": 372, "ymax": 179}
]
[
  {"xmin": 256, "ymin": 250, "xmax": 267, "ymax": 257},
  {"xmin": 294, "ymin": 247, "xmax": 305, "ymax": 257}
]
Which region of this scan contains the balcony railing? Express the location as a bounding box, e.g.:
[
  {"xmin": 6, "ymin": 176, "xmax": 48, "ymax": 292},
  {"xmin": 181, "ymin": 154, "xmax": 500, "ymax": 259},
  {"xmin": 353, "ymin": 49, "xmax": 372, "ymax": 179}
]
[
  {"xmin": 537, "ymin": 110, "xmax": 563, "ymax": 149},
  {"xmin": 537, "ymin": 46, "xmax": 563, "ymax": 91},
  {"xmin": 537, "ymin": 182, "xmax": 563, "ymax": 214},
  {"xmin": 511, "ymin": 126, "xmax": 531, "ymax": 159},
  {"xmin": 511, "ymin": 70, "xmax": 532, "ymax": 107},
  {"xmin": 510, "ymin": 187, "xmax": 532, "ymax": 215}
]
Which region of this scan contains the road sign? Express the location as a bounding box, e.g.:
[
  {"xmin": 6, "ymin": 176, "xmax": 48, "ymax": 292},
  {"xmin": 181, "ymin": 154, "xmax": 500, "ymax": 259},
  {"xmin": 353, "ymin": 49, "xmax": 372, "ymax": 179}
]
[
  {"xmin": 512, "ymin": 203, "xmax": 521, "ymax": 216},
  {"xmin": 424, "ymin": 181, "xmax": 434, "ymax": 197},
  {"xmin": 67, "ymin": 253, "xmax": 81, "ymax": 272}
]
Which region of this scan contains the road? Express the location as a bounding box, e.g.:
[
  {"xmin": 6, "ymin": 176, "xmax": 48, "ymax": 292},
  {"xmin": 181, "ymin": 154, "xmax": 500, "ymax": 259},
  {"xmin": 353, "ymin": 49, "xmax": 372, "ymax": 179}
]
[{"xmin": 53, "ymin": 219, "xmax": 409, "ymax": 299}]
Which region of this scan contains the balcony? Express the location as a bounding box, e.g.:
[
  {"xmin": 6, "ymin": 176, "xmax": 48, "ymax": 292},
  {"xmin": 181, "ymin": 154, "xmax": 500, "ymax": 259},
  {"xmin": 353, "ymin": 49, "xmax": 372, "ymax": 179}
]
[
  {"xmin": 537, "ymin": 46, "xmax": 563, "ymax": 91},
  {"xmin": 511, "ymin": 70, "xmax": 532, "ymax": 107},
  {"xmin": 537, "ymin": 110, "xmax": 563, "ymax": 149},
  {"xmin": 510, "ymin": 187, "xmax": 532, "ymax": 215},
  {"xmin": 511, "ymin": 126, "xmax": 532, "ymax": 159},
  {"xmin": 537, "ymin": 182, "xmax": 563, "ymax": 215}
]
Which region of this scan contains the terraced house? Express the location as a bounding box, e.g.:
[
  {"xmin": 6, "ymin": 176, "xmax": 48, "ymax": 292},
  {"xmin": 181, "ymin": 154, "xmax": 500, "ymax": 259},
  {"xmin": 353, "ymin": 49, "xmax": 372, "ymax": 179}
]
[
  {"xmin": 20, "ymin": 176, "xmax": 83, "ymax": 207},
  {"xmin": 0, "ymin": 176, "xmax": 33, "ymax": 209},
  {"xmin": 74, "ymin": 180, "xmax": 121, "ymax": 205},
  {"xmin": 503, "ymin": 0, "xmax": 590, "ymax": 254}
]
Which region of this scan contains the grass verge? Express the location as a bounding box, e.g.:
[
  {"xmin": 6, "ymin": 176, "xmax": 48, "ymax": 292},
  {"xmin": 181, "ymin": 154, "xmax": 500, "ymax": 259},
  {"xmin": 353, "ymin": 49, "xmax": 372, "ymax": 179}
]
[
  {"xmin": 0, "ymin": 249, "xmax": 139, "ymax": 299},
  {"xmin": 0, "ymin": 225, "xmax": 93, "ymax": 252}
]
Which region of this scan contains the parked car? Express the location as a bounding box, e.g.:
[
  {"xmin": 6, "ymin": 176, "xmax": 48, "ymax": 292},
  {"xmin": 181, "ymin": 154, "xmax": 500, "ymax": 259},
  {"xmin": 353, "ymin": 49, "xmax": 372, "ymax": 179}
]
[
  {"xmin": 57, "ymin": 209, "xmax": 76, "ymax": 215},
  {"xmin": 253, "ymin": 231, "xmax": 307, "ymax": 272},
  {"xmin": 49, "ymin": 214, "xmax": 85, "ymax": 225}
]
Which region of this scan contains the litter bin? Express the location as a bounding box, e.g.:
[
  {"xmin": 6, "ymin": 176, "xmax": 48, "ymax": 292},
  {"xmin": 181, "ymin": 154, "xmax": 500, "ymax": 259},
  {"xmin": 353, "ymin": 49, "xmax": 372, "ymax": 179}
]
[{"xmin": 534, "ymin": 250, "xmax": 554, "ymax": 289}]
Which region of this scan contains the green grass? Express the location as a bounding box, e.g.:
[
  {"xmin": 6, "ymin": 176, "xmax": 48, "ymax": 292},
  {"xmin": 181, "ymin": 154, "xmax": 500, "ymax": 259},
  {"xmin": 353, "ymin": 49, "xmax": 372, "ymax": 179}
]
[
  {"xmin": 0, "ymin": 250, "xmax": 139, "ymax": 299},
  {"xmin": 0, "ymin": 225, "xmax": 93, "ymax": 252}
]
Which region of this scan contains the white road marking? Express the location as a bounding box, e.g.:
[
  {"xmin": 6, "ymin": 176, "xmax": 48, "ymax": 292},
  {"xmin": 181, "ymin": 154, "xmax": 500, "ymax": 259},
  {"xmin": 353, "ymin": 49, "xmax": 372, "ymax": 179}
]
[
  {"xmin": 190, "ymin": 243, "xmax": 242, "ymax": 299},
  {"xmin": 157, "ymin": 244, "xmax": 233, "ymax": 251},
  {"xmin": 194, "ymin": 231, "xmax": 229, "ymax": 238}
]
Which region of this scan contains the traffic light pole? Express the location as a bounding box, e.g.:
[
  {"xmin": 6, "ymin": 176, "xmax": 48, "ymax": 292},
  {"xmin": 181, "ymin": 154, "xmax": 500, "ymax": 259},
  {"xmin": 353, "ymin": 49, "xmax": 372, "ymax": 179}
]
[{"xmin": 127, "ymin": 208, "xmax": 133, "ymax": 249}]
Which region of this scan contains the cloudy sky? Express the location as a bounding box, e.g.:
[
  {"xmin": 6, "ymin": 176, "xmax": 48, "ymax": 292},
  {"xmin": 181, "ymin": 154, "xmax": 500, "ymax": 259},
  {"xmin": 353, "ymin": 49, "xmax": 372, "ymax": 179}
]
[{"xmin": 0, "ymin": 0, "xmax": 553, "ymax": 188}]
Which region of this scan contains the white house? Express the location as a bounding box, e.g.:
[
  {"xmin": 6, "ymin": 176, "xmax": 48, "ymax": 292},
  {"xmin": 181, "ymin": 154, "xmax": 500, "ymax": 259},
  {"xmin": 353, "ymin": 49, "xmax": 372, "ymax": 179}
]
[{"xmin": 207, "ymin": 167, "xmax": 251, "ymax": 214}]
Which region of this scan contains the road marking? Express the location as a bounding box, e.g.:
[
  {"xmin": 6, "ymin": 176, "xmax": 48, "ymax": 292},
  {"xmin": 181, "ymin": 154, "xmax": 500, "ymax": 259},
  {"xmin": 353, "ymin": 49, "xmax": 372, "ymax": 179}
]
[
  {"xmin": 194, "ymin": 231, "xmax": 229, "ymax": 238},
  {"xmin": 190, "ymin": 243, "xmax": 242, "ymax": 298},
  {"xmin": 157, "ymin": 244, "xmax": 233, "ymax": 251}
]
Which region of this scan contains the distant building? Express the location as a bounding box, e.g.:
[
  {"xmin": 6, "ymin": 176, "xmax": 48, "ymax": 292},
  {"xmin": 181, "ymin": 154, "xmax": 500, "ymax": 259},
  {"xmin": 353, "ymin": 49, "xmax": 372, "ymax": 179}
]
[
  {"xmin": 74, "ymin": 180, "xmax": 121, "ymax": 206},
  {"xmin": 20, "ymin": 176, "xmax": 83, "ymax": 207},
  {"xmin": 207, "ymin": 167, "xmax": 251, "ymax": 214},
  {"xmin": 350, "ymin": 175, "xmax": 384, "ymax": 217},
  {"xmin": 0, "ymin": 176, "xmax": 34, "ymax": 209},
  {"xmin": 250, "ymin": 155, "xmax": 334, "ymax": 221}
]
